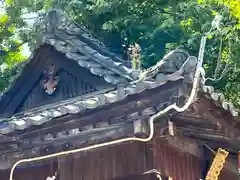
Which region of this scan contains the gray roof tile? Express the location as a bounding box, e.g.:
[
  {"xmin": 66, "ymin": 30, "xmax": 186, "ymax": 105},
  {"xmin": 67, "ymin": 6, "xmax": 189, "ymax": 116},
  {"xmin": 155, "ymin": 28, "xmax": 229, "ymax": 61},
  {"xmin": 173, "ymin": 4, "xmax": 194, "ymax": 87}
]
[
  {"xmin": 201, "ymin": 83, "xmax": 239, "ymax": 117},
  {"xmin": 0, "ymin": 47, "xmax": 199, "ymax": 134},
  {"xmin": 0, "ymin": 9, "xmax": 238, "ymax": 135}
]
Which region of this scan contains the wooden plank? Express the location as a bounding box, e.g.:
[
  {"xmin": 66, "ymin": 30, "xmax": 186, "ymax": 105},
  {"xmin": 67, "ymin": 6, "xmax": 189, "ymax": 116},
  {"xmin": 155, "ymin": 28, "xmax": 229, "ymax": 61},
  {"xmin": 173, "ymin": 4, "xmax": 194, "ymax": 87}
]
[
  {"xmin": 20, "ymin": 122, "xmax": 133, "ymax": 150},
  {"xmin": 179, "ymin": 131, "xmax": 240, "ymax": 152},
  {"xmin": 0, "ymin": 123, "xmax": 134, "ymax": 169},
  {"xmin": 195, "ymin": 93, "xmax": 240, "ymax": 137},
  {"xmin": 0, "ymin": 80, "xmax": 183, "ymax": 163}
]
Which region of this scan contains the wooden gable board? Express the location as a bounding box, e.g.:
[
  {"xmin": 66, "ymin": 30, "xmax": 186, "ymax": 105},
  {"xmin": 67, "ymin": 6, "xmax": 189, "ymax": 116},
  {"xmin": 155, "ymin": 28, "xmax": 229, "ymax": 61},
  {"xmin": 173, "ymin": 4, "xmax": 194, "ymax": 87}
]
[{"xmin": 0, "ymin": 45, "xmax": 114, "ymax": 118}]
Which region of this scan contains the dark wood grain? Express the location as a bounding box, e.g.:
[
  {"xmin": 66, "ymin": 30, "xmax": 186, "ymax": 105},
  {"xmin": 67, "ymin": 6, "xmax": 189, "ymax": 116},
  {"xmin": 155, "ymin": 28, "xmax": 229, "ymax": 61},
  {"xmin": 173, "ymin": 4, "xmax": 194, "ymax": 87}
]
[{"xmin": 0, "ymin": 45, "xmax": 112, "ymax": 117}]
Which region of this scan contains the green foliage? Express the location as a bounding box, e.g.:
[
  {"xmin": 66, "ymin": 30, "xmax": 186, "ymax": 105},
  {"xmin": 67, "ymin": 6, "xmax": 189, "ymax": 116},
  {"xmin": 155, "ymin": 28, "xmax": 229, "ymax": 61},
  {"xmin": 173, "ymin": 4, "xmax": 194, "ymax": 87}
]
[
  {"xmin": 58, "ymin": 0, "xmax": 240, "ymax": 107},
  {"xmin": 0, "ymin": 0, "xmax": 239, "ymax": 108},
  {"xmin": 178, "ymin": 0, "xmax": 240, "ymax": 108},
  {"xmin": 0, "ymin": 3, "xmax": 27, "ymax": 91}
]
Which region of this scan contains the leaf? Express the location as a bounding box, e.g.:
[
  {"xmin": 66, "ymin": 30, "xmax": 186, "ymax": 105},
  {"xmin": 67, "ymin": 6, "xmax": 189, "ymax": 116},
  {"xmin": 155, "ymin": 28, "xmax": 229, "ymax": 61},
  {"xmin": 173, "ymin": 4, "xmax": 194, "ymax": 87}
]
[
  {"xmin": 0, "ymin": 14, "xmax": 9, "ymax": 24},
  {"xmin": 207, "ymin": 35, "xmax": 213, "ymax": 39},
  {"xmin": 5, "ymin": 0, "xmax": 13, "ymax": 5},
  {"xmin": 102, "ymin": 21, "xmax": 114, "ymax": 30}
]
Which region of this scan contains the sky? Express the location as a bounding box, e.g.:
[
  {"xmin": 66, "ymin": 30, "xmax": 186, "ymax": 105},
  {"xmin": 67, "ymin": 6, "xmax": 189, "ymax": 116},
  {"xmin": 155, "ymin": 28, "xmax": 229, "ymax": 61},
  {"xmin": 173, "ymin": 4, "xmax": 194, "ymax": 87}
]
[
  {"xmin": 21, "ymin": 12, "xmax": 38, "ymax": 57},
  {"xmin": 22, "ymin": 43, "xmax": 31, "ymax": 57},
  {"xmin": 1, "ymin": 2, "xmax": 33, "ymax": 57}
]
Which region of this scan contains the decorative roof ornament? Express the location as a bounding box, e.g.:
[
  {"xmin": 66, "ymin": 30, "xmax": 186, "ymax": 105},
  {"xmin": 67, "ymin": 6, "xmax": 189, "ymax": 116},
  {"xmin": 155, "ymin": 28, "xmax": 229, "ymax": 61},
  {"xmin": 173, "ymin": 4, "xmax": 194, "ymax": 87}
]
[
  {"xmin": 42, "ymin": 64, "xmax": 59, "ymax": 95},
  {"xmin": 139, "ymin": 49, "xmax": 190, "ymax": 81},
  {"xmin": 127, "ymin": 43, "xmax": 141, "ymax": 70},
  {"xmin": 45, "ymin": 9, "xmax": 67, "ymax": 34}
]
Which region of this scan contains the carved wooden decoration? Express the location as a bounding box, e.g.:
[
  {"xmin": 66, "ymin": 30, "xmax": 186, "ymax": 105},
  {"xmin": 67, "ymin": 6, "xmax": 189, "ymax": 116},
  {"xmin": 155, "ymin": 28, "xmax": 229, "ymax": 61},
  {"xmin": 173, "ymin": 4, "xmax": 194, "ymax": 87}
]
[{"xmin": 42, "ymin": 64, "xmax": 59, "ymax": 95}]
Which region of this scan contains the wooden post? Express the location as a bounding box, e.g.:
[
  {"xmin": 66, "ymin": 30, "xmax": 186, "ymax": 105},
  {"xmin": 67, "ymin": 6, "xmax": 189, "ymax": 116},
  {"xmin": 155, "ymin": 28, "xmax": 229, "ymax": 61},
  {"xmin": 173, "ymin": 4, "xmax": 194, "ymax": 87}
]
[{"xmin": 168, "ymin": 120, "xmax": 174, "ymax": 136}]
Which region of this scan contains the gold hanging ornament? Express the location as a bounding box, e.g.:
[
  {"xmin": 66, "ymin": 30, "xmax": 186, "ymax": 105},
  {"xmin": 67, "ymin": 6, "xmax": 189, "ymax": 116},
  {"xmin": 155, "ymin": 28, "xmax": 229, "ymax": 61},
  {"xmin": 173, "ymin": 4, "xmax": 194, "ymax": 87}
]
[{"xmin": 205, "ymin": 148, "xmax": 229, "ymax": 180}]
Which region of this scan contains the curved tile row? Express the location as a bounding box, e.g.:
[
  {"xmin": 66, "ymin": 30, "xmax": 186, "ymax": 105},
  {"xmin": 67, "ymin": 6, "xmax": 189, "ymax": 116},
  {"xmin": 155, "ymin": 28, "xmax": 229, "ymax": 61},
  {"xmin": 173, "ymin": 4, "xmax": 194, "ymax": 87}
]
[
  {"xmin": 44, "ymin": 9, "xmax": 138, "ymax": 81},
  {"xmin": 140, "ymin": 49, "xmax": 191, "ymax": 80},
  {"xmin": 0, "ymin": 11, "xmax": 193, "ymax": 102},
  {"xmin": 54, "ymin": 10, "xmax": 131, "ymax": 69},
  {"xmin": 0, "ymin": 10, "xmax": 137, "ymax": 100},
  {"xmin": 201, "ymin": 83, "xmax": 239, "ymax": 117},
  {"xmin": 143, "ymin": 48, "xmax": 239, "ymax": 118},
  {"xmin": 0, "ymin": 48, "xmax": 196, "ymax": 134},
  {"xmin": 0, "ymin": 72, "xmax": 188, "ymax": 134},
  {"xmin": 43, "ymin": 35, "xmax": 135, "ymax": 85}
]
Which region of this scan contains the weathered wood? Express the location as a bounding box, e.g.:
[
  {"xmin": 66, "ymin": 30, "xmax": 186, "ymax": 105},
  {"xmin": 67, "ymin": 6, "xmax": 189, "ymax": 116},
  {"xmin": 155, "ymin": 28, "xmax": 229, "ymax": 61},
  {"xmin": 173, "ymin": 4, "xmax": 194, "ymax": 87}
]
[
  {"xmin": 0, "ymin": 47, "xmax": 47, "ymax": 117},
  {"xmin": 191, "ymin": 92, "xmax": 240, "ymax": 136},
  {"xmin": 10, "ymin": 80, "xmax": 182, "ymax": 140},
  {"xmin": 179, "ymin": 127, "xmax": 230, "ymax": 138},
  {"xmin": 171, "ymin": 114, "xmax": 220, "ymax": 130},
  {"xmin": 0, "ymin": 122, "xmax": 134, "ymax": 167},
  {"xmin": 133, "ymin": 118, "xmax": 149, "ymax": 137},
  {"xmin": 178, "ymin": 129, "xmax": 240, "ymax": 152},
  {"xmin": 0, "ymin": 80, "xmax": 184, "ymax": 169},
  {"xmin": 154, "ymin": 121, "xmax": 240, "ymax": 152},
  {"xmin": 0, "ymin": 134, "xmax": 206, "ymax": 179},
  {"xmin": 23, "ymin": 122, "xmax": 132, "ymax": 149},
  {"xmin": 0, "ymin": 45, "xmax": 113, "ymax": 117},
  {"xmin": 0, "ymin": 83, "xmax": 184, "ymax": 165}
]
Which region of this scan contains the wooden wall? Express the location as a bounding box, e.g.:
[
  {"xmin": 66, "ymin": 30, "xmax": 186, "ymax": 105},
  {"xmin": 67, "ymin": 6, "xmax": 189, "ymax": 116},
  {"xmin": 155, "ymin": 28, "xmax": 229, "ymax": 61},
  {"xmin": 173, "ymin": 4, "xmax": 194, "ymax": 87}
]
[
  {"xmin": 1, "ymin": 135, "xmax": 238, "ymax": 180},
  {"xmin": 0, "ymin": 136, "xmax": 204, "ymax": 180}
]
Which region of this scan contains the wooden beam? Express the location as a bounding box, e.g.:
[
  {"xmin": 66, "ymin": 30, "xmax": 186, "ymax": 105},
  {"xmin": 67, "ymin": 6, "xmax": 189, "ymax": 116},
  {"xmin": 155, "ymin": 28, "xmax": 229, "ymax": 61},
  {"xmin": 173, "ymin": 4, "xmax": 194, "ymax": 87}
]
[
  {"xmin": 22, "ymin": 122, "xmax": 133, "ymax": 150},
  {"xmin": 171, "ymin": 114, "xmax": 220, "ymax": 130},
  {"xmin": 154, "ymin": 121, "xmax": 240, "ymax": 152},
  {"xmin": 182, "ymin": 131, "xmax": 240, "ymax": 151},
  {"xmin": 9, "ymin": 80, "xmax": 182, "ymax": 140},
  {"xmin": 0, "ymin": 122, "xmax": 135, "ymax": 169},
  {"xmin": 195, "ymin": 93, "xmax": 240, "ymax": 135}
]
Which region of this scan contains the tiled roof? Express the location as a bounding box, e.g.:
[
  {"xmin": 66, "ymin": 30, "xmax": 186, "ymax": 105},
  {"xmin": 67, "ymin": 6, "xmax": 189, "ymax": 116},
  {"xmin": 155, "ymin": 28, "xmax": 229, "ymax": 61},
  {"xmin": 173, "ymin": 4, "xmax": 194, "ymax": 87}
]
[
  {"xmin": 0, "ymin": 9, "xmax": 138, "ymax": 100},
  {"xmin": 0, "ymin": 9, "xmax": 238, "ymax": 136},
  {"xmin": 201, "ymin": 83, "xmax": 239, "ymax": 117},
  {"xmin": 43, "ymin": 10, "xmax": 139, "ymax": 83},
  {"xmin": 0, "ymin": 48, "xmax": 197, "ymax": 134}
]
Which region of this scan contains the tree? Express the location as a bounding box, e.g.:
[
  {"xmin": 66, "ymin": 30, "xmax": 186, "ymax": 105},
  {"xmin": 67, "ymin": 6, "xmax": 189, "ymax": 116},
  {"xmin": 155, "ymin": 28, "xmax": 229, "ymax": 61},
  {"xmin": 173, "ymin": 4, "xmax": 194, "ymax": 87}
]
[
  {"xmin": 0, "ymin": 3, "xmax": 27, "ymax": 91},
  {"xmin": 0, "ymin": 0, "xmax": 239, "ymax": 108}
]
